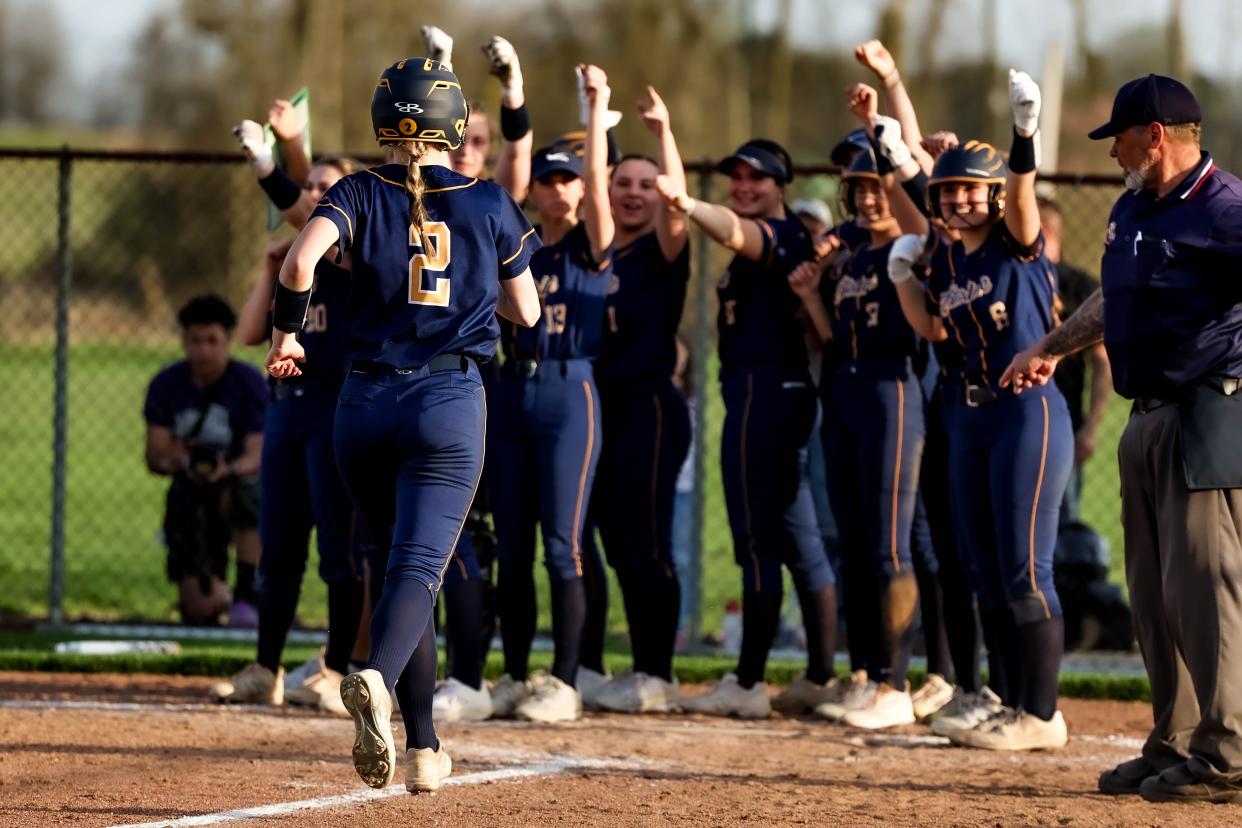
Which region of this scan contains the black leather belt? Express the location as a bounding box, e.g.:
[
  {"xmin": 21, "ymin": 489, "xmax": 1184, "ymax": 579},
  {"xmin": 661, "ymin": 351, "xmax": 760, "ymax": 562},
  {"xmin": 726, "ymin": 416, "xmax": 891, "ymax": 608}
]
[
  {"xmin": 350, "ymin": 354, "xmax": 472, "ymax": 376},
  {"xmin": 504, "ymin": 358, "xmax": 540, "ymax": 378},
  {"xmin": 964, "ymin": 383, "xmax": 999, "ymax": 407},
  {"xmin": 1134, "ymin": 376, "xmax": 1239, "ymax": 414}
]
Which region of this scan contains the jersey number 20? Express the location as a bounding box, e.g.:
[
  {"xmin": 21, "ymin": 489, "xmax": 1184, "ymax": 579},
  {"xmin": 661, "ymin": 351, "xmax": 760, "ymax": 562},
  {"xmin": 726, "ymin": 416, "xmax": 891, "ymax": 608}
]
[{"xmin": 408, "ymin": 222, "xmax": 452, "ymax": 306}]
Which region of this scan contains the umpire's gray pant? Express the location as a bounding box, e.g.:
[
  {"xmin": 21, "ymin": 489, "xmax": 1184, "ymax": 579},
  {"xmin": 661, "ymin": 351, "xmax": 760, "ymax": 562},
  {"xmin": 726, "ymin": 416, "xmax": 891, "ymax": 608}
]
[{"xmin": 1119, "ymin": 402, "xmax": 1242, "ymax": 781}]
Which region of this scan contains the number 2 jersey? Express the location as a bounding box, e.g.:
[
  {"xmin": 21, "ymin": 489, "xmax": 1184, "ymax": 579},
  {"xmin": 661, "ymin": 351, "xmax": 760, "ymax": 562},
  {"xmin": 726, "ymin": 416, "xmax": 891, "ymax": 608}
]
[
  {"xmin": 311, "ymin": 163, "xmax": 540, "ymax": 368},
  {"xmin": 924, "ymin": 222, "xmax": 1059, "ymax": 388}
]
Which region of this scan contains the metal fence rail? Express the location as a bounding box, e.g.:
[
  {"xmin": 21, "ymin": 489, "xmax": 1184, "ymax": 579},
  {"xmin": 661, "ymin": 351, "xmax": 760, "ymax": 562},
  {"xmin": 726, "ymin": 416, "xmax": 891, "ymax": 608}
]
[{"xmin": 0, "ymin": 147, "xmax": 1126, "ymax": 640}]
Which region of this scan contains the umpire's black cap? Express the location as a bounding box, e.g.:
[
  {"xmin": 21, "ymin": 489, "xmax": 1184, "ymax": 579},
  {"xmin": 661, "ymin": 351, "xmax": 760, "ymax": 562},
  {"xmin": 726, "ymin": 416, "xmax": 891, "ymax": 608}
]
[{"xmin": 1088, "ymin": 74, "xmax": 1202, "ymax": 140}]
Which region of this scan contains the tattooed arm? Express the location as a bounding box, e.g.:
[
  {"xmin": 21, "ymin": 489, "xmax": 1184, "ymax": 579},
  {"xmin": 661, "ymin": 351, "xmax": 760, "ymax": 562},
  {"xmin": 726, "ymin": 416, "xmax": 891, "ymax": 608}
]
[{"xmin": 1000, "ymin": 288, "xmax": 1105, "ymax": 392}]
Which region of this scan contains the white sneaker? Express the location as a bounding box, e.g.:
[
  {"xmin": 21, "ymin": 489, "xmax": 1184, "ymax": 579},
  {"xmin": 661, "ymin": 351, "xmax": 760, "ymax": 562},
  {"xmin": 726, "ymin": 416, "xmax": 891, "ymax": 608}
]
[
  {"xmin": 951, "ymin": 708, "xmax": 1068, "ymax": 751},
  {"xmin": 339, "ymin": 669, "xmax": 397, "ymax": 789},
  {"xmin": 910, "ymin": 673, "xmax": 955, "ymax": 721},
  {"xmin": 594, "ymin": 672, "xmax": 680, "ymax": 713},
  {"xmin": 679, "ymin": 673, "xmax": 770, "ymax": 719},
  {"xmin": 285, "ymin": 656, "xmax": 347, "ymax": 716},
  {"xmin": 772, "ymin": 673, "xmax": 840, "ymax": 715},
  {"xmin": 284, "ymin": 652, "xmax": 322, "ymax": 691},
  {"xmin": 489, "ymin": 673, "xmax": 532, "ymax": 719},
  {"xmin": 210, "ymin": 663, "xmax": 284, "ymax": 705},
  {"xmin": 515, "ymin": 674, "xmax": 582, "ymax": 723},
  {"xmin": 842, "ymin": 684, "xmax": 916, "ymax": 729},
  {"xmin": 813, "ymin": 670, "xmax": 875, "ymax": 722},
  {"xmin": 432, "ymin": 677, "xmax": 493, "ymax": 722},
  {"xmin": 405, "ymin": 745, "xmax": 453, "ymax": 793},
  {"xmin": 576, "ymin": 666, "xmax": 612, "ymax": 710},
  {"xmin": 929, "ymin": 686, "xmax": 1004, "ymax": 737}
]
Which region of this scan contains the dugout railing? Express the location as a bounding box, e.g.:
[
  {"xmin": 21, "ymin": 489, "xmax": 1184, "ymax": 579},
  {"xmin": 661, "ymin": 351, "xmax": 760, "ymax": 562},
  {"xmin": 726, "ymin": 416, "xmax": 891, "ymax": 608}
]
[{"xmin": 0, "ymin": 147, "xmax": 1127, "ymax": 645}]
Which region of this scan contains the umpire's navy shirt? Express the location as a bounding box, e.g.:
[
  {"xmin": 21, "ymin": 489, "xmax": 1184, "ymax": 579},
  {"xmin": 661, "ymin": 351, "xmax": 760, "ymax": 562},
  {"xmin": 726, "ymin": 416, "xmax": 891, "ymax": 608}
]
[{"xmin": 1101, "ymin": 151, "xmax": 1242, "ymax": 399}]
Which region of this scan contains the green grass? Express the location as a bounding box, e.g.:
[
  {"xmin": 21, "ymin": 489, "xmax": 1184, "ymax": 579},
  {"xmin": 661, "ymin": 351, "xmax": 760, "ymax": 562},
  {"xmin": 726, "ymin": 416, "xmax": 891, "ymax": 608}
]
[{"xmin": 0, "ymin": 339, "xmax": 1131, "ymax": 633}]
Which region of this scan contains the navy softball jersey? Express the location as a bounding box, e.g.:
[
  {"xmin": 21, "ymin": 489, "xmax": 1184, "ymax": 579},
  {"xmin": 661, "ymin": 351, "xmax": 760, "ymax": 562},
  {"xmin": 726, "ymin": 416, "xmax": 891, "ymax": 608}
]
[
  {"xmin": 588, "ymin": 231, "xmax": 692, "ymax": 680},
  {"xmin": 310, "ymin": 162, "xmax": 539, "ymax": 595},
  {"xmin": 718, "ymin": 215, "xmax": 832, "ymax": 595},
  {"xmin": 489, "ymin": 221, "xmax": 608, "ymax": 683},
  {"xmin": 925, "ymin": 223, "xmax": 1072, "ymax": 707}
]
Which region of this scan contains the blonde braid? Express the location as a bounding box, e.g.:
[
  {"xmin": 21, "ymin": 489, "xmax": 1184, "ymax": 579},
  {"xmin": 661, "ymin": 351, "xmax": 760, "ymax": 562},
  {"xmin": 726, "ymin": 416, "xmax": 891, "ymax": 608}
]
[{"xmin": 396, "ymin": 140, "xmax": 433, "ymax": 244}]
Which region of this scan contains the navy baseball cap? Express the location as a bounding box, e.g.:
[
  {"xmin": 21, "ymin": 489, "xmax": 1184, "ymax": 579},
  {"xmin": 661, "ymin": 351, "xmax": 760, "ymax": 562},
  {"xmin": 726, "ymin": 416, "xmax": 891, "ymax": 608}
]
[
  {"xmin": 531, "ymin": 144, "xmax": 582, "ymax": 180},
  {"xmin": 716, "ymin": 141, "xmax": 791, "ymax": 183},
  {"xmin": 1088, "ymin": 74, "xmax": 1202, "ymax": 140},
  {"xmin": 830, "ymin": 128, "xmax": 871, "ymax": 166}
]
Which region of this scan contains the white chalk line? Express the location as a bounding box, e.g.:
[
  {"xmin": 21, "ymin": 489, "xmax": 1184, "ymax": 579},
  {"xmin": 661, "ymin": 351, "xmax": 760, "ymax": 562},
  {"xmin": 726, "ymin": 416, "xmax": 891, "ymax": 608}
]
[{"xmin": 102, "ymin": 760, "xmax": 574, "ymax": 828}]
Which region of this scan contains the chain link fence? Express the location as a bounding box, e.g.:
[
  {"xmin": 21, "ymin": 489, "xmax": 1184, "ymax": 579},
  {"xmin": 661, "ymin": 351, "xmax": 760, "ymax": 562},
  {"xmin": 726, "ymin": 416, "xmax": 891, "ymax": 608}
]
[{"xmin": 0, "ymin": 149, "xmax": 1127, "ymax": 642}]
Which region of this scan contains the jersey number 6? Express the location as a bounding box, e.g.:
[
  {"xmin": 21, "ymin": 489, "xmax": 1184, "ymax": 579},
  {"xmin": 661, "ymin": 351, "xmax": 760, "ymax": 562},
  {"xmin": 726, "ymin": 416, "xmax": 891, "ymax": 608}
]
[{"xmin": 408, "ymin": 221, "xmax": 452, "ymax": 306}]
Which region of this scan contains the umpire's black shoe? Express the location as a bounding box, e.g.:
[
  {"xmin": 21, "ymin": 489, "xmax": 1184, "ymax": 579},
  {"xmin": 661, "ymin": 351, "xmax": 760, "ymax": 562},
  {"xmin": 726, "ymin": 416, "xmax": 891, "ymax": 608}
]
[
  {"xmin": 1139, "ymin": 760, "xmax": 1242, "ymax": 804},
  {"xmin": 1098, "ymin": 756, "xmax": 1158, "ymax": 795}
]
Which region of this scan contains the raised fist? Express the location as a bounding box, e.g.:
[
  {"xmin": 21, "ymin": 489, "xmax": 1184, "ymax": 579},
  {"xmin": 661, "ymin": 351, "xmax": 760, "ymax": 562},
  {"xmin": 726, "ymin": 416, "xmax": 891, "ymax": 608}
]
[
  {"xmin": 1008, "ymin": 69, "xmax": 1041, "ymax": 137},
  {"xmin": 421, "ymin": 25, "xmax": 454, "ymax": 70},
  {"xmin": 638, "ymin": 85, "xmax": 671, "ymax": 136},
  {"xmin": 232, "ymin": 119, "xmax": 273, "ymax": 177},
  {"xmin": 267, "ymin": 99, "xmax": 304, "ymax": 142},
  {"xmin": 845, "ymin": 83, "xmax": 879, "ymax": 126},
  {"xmin": 855, "ymin": 40, "xmax": 897, "ymax": 83},
  {"xmin": 482, "ymin": 36, "xmax": 523, "ymax": 92}
]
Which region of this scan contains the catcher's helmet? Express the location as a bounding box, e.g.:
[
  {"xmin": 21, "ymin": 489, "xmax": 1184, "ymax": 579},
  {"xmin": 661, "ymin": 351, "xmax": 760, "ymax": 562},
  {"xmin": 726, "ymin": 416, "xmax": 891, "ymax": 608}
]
[
  {"xmin": 927, "ymin": 140, "xmax": 1006, "ymax": 221},
  {"xmin": 372, "ymin": 58, "xmax": 469, "ymax": 149},
  {"xmin": 839, "ymin": 148, "xmax": 881, "ymax": 217}
]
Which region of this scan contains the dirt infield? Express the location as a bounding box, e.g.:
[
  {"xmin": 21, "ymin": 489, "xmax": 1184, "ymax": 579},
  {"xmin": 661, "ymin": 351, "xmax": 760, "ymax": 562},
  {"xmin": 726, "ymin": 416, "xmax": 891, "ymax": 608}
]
[{"xmin": 0, "ymin": 671, "xmax": 1230, "ymax": 827}]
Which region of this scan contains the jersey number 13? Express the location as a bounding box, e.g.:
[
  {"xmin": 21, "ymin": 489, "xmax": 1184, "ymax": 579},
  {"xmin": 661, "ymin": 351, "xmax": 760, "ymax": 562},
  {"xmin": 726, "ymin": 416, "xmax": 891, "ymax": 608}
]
[{"xmin": 408, "ymin": 222, "xmax": 452, "ymax": 307}]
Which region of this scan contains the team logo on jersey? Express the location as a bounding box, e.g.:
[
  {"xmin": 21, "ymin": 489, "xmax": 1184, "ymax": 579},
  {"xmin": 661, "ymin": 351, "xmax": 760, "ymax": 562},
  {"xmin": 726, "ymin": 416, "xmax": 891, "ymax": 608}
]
[
  {"xmin": 537, "ymin": 274, "xmax": 560, "ymax": 299},
  {"xmin": 395, "ymin": 102, "xmax": 425, "ymax": 114},
  {"xmin": 833, "ymin": 273, "xmax": 878, "ymax": 305},
  {"xmin": 1105, "ymin": 221, "xmax": 1116, "ymax": 245},
  {"xmin": 937, "ymin": 276, "xmax": 994, "ymax": 317}
]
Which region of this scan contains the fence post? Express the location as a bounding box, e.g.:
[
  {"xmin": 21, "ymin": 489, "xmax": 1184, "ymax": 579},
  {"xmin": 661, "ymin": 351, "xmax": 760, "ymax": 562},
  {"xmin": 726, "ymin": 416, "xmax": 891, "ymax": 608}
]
[
  {"xmin": 687, "ymin": 161, "xmax": 713, "ymax": 646},
  {"xmin": 48, "ymin": 145, "xmax": 72, "ymax": 625}
]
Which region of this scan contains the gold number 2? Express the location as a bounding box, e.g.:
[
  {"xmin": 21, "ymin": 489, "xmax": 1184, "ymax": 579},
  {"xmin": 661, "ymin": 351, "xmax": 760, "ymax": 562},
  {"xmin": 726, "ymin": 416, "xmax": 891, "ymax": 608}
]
[{"xmin": 408, "ymin": 221, "xmax": 452, "ymax": 306}]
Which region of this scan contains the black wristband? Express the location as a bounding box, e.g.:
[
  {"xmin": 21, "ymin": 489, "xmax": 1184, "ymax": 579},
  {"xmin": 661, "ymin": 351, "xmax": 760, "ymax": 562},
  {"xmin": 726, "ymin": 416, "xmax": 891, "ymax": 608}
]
[
  {"xmin": 606, "ymin": 129, "xmax": 622, "ymax": 167},
  {"xmin": 258, "ymin": 167, "xmax": 303, "ymax": 211},
  {"xmin": 499, "ymin": 103, "xmax": 531, "ymax": 141},
  {"xmin": 901, "ymin": 170, "xmax": 931, "ymax": 218},
  {"xmin": 1009, "ymin": 128, "xmax": 1037, "ymax": 174},
  {"xmin": 272, "ymin": 281, "xmax": 312, "ymax": 333}
]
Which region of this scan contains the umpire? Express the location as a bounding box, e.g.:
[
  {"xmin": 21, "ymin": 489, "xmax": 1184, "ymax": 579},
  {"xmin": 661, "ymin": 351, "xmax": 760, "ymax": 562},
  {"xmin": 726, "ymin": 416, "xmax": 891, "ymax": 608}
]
[{"xmin": 1002, "ymin": 74, "xmax": 1242, "ymax": 804}]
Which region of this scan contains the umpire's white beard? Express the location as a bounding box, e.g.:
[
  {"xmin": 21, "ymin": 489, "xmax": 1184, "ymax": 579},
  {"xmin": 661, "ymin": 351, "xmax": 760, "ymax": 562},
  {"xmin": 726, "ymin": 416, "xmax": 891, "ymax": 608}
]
[{"xmin": 1123, "ymin": 156, "xmax": 1158, "ymax": 191}]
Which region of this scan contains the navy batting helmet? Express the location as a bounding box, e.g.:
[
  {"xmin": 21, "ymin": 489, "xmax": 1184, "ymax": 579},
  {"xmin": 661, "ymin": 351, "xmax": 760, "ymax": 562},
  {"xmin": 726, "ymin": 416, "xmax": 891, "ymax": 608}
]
[
  {"xmin": 927, "ymin": 140, "xmax": 1006, "ymax": 221},
  {"xmin": 839, "ymin": 148, "xmax": 881, "ymax": 217},
  {"xmin": 372, "ymin": 58, "xmax": 469, "ymax": 149}
]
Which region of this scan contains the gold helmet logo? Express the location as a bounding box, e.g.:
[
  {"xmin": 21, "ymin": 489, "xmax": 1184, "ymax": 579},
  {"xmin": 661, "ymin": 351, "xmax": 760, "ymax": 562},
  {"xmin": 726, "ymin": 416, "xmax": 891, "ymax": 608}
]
[{"xmin": 399, "ymin": 118, "xmax": 418, "ymax": 136}]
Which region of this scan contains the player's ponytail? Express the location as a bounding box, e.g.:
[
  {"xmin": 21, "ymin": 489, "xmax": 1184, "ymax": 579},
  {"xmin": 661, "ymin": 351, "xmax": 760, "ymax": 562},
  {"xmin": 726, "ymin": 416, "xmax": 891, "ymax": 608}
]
[{"xmin": 395, "ymin": 140, "xmax": 433, "ymax": 243}]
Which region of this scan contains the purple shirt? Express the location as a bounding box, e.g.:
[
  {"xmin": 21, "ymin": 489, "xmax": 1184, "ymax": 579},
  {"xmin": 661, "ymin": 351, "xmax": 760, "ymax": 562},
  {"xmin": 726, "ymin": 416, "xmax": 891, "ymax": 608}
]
[{"xmin": 143, "ymin": 359, "xmax": 268, "ymax": 460}]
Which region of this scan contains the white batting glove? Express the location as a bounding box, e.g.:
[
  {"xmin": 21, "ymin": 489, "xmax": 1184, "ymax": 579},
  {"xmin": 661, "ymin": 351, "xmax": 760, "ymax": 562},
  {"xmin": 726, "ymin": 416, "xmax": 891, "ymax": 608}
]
[
  {"xmin": 232, "ymin": 119, "xmax": 274, "ymax": 178},
  {"xmin": 577, "ymin": 66, "xmax": 623, "ymax": 130},
  {"xmin": 422, "ymin": 25, "xmax": 454, "ymax": 70},
  {"xmin": 872, "ymin": 115, "xmax": 913, "ymax": 169},
  {"xmin": 483, "ymin": 36, "xmax": 523, "ymax": 95},
  {"xmin": 888, "ymin": 233, "xmax": 928, "ymax": 284},
  {"xmin": 1009, "ymin": 69, "xmax": 1041, "ymax": 137}
]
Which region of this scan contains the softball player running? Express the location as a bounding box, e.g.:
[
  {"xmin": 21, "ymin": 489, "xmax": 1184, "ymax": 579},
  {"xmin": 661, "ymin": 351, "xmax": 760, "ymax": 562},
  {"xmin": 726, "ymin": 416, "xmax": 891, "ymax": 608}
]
[
  {"xmin": 787, "ymin": 146, "xmax": 924, "ymax": 730},
  {"xmin": 887, "ymin": 71, "xmax": 1073, "ymax": 750},
  {"xmin": 487, "ymin": 64, "xmax": 615, "ymax": 724},
  {"xmin": 587, "ymin": 85, "xmax": 692, "ymax": 714},
  {"xmin": 265, "ymin": 57, "xmax": 540, "ymax": 792},
  {"xmin": 657, "ymin": 139, "xmax": 838, "ymax": 719}
]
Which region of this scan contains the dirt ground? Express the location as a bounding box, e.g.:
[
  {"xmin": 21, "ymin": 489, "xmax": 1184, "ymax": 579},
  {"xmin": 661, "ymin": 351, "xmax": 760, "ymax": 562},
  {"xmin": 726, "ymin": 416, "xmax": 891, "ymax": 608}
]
[{"xmin": 0, "ymin": 671, "xmax": 1232, "ymax": 827}]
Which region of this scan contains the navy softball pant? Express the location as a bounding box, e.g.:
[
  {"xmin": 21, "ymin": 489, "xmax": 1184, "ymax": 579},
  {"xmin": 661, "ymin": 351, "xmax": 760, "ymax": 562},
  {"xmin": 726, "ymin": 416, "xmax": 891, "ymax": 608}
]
[
  {"xmin": 332, "ymin": 363, "xmax": 486, "ymax": 600},
  {"xmin": 490, "ymin": 359, "xmax": 602, "ymax": 582},
  {"xmin": 943, "ymin": 384, "xmax": 1073, "ymax": 625},
  {"xmin": 720, "ymin": 368, "xmax": 834, "ymax": 594}
]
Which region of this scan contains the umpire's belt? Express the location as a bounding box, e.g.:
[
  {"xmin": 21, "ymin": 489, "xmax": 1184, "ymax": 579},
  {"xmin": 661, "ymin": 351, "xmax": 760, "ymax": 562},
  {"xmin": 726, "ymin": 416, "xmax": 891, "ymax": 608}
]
[
  {"xmin": 1133, "ymin": 375, "xmax": 1240, "ymax": 415},
  {"xmin": 349, "ymin": 354, "xmax": 473, "ymax": 376}
]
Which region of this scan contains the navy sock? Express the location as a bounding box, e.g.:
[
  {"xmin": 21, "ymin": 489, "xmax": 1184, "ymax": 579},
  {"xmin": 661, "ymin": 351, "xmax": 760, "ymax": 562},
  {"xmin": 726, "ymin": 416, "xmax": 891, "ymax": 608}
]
[
  {"xmin": 913, "ymin": 563, "xmax": 951, "ymax": 679},
  {"xmin": 324, "ymin": 578, "xmax": 364, "ymax": 675},
  {"xmin": 255, "ymin": 586, "xmax": 296, "ymax": 673},
  {"xmin": 842, "ymin": 553, "xmax": 881, "ymax": 675},
  {"xmin": 940, "ymin": 568, "xmax": 982, "ymax": 693},
  {"xmin": 645, "ymin": 567, "xmax": 680, "ymax": 682},
  {"xmin": 550, "ymin": 577, "xmax": 586, "ymax": 685},
  {"xmin": 365, "ymin": 577, "xmax": 434, "ymax": 691},
  {"xmin": 1017, "ymin": 615, "xmax": 1063, "ymax": 721},
  {"xmin": 797, "ymin": 584, "xmax": 838, "ymax": 685},
  {"xmin": 879, "ymin": 573, "xmax": 918, "ymax": 690},
  {"xmin": 498, "ymin": 559, "xmax": 536, "ymax": 680},
  {"xmin": 978, "ymin": 603, "xmax": 1014, "ymax": 704},
  {"xmin": 579, "ymin": 545, "xmax": 608, "ymax": 674},
  {"xmin": 443, "ymin": 577, "xmax": 485, "ymax": 689},
  {"xmin": 393, "ymin": 615, "xmax": 439, "ymax": 751},
  {"xmin": 736, "ymin": 589, "xmax": 782, "ymax": 688}
]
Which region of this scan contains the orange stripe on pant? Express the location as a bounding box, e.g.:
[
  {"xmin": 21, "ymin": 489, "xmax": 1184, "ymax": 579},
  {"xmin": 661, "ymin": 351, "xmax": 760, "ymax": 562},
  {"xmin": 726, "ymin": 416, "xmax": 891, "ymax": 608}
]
[
  {"xmin": 889, "ymin": 379, "xmax": 905, "ymax": 573},
  {"xmin": 1028, "ymin": 396, "xmax": 1052, "ymax": 619},
  {"xmin": 569, "ymin": 379, "xmax": 595, "ymax": 577}
]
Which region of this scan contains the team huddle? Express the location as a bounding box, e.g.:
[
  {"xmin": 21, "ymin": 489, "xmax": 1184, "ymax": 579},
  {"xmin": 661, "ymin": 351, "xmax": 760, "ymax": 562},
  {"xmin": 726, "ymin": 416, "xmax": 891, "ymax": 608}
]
[{"xmin": 191, "ymin": 26, "xmax": 1242, "ymax": 803}]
